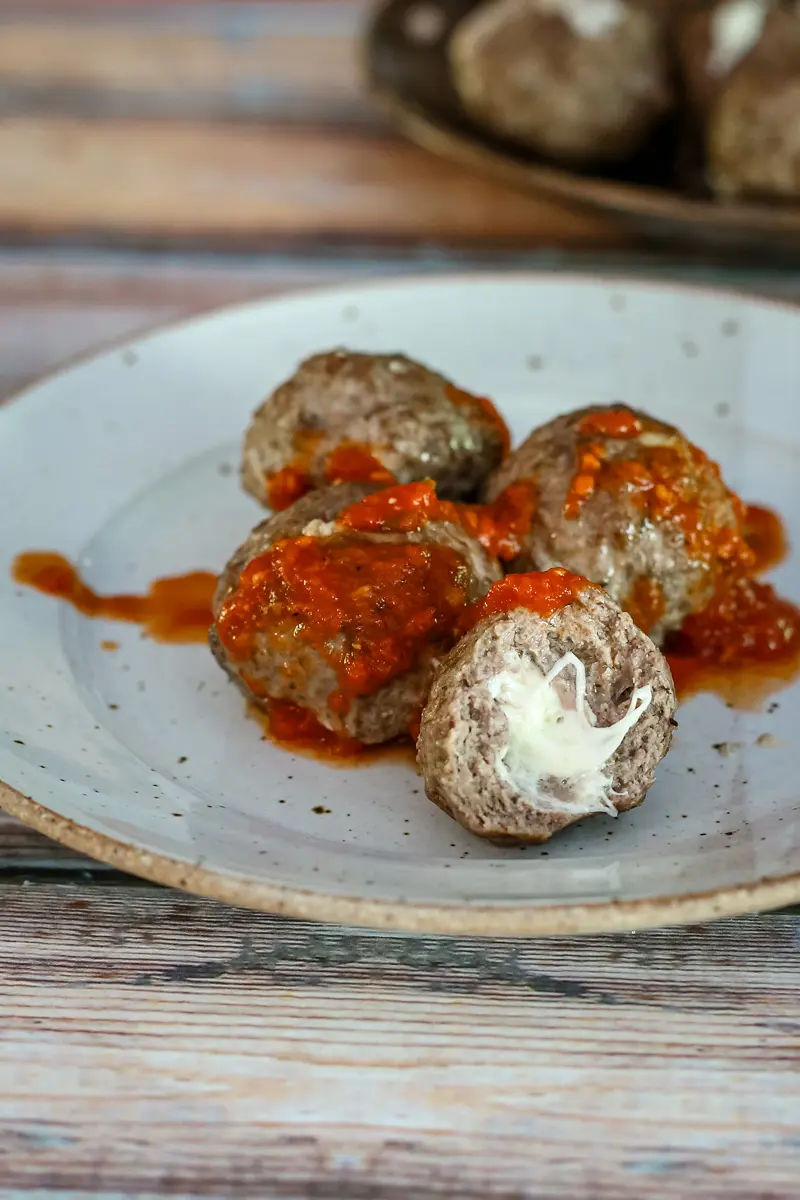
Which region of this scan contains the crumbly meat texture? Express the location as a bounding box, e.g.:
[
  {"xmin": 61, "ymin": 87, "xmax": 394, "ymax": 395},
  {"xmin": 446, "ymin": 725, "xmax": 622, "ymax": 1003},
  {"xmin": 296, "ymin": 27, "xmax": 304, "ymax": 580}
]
[
  {"xmin": 241, "ymin": 350, "xmax": 507, "ymax": 507},
  {"xmin": 417, "ymin": 588, "xmax": 676, "ymax": 843},
  {"xmin": 449, "ymin": 0, "xmax": 673, "ymax": 166},
  {"xmin": 209, "ymin": 484, "xmax": 502, "ymax": 744},
  {"xmin": 706, "ymin": 8, "xmax": 800, "ymax": 200},
  {"xmin": 483, "ymin": 405, "xmax": 745, "ymax": 643}
]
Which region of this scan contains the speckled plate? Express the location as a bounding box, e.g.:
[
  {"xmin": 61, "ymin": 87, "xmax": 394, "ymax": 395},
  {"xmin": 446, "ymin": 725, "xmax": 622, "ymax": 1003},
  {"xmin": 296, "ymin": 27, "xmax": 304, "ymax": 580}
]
[{"xmin": 1, "ymin": 275, "xmax": 799, "ymax": 934}]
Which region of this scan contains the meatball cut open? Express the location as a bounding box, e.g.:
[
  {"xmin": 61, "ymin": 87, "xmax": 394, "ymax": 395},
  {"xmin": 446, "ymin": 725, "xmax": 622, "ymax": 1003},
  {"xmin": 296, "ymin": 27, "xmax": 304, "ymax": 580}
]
[
  {"xmin": 210, "ymin": 482, "xmax": 502, "ymax": 745},
  {"xmin": 449, "ymin": 0, "xmax": 673, "ymax": 166},
  {"xmin": 241, "ymin": 350, "xmax": 509, "ymax": 511},
  {"xmin": 484, "ymin": 405, "xmax": 753, "ymax": 643},
  {"xmin": 417, "ymin": 572, "xmax": 677, "ymax": 843}
]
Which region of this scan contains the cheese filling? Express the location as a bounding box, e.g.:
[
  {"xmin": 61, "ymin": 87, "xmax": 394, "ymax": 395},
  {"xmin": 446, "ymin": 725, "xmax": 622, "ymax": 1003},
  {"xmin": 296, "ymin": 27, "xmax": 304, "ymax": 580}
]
[
  {"xmin": 486, "ymin": 651, "xmax": 652, "ymax": 816},
  {"xmin": 708, "ymin": 0, "xmax": 767, "ymax": 77}
]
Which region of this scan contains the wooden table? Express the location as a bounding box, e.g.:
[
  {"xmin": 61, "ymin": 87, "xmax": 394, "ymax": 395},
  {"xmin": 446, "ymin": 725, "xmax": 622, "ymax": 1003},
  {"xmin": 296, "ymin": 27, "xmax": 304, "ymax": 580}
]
[{"xmin": 1, "ymin": 4, "xmax": 799, "ymax": 1197}]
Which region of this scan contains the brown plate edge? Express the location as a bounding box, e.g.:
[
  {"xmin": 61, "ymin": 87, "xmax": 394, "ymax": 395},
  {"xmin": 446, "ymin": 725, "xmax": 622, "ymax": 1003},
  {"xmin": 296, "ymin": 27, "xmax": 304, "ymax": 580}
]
[
  {"xmin": 3, "ymin": 781, "xmax": 798, "ymax": 936},
  {"xmin": 368, "ymin": 80, "xmax": 800, "ymax": 243}
]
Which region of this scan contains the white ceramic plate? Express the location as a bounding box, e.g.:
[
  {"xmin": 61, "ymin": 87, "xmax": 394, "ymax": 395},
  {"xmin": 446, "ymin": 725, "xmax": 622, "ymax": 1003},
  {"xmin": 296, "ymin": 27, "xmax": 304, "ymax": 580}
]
[{"xmin": 2, "ymin": 275, "xmax": 799, "ymax": 935}]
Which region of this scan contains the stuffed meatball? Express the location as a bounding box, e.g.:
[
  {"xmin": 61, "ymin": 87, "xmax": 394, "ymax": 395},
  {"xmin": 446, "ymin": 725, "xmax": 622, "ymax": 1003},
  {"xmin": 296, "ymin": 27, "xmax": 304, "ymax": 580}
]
[
  {"xmin": 210, "ymin": 482, "xmax": 502, "ymax": 744},
  {"xmin": 241, "ymin": 350, "xmax": 509, "ymax": 511},
  {"xmin": 417, "ymin": 570, "xmax": 676, "ymax": 843},
  {"xmin": 449, "ymin": 0, "xmax": 673, "ymax": 165},
  {"xmin": 484, "ymin": 405, "xmax": 753, "ymax": 643}
]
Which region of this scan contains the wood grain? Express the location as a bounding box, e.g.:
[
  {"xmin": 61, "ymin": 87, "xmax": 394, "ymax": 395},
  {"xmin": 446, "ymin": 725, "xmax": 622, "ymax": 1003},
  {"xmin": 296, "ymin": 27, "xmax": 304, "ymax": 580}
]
[
  {"xmin": 0, "ymin": 117, "xmax": 621, "ymax": 246},
  {"xmin": 0, "ymin": 6, "xmax": 367, "ymax": 124},
  {"xmin": 0, "ymin": 881, "xmax": 798, "ymax": 1198}
]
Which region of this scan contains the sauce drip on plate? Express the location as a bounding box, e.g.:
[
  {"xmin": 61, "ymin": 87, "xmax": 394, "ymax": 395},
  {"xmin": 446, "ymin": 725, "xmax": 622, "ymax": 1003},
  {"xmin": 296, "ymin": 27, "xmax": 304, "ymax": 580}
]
[
  {"xmin": 665, "ymin": 575, "xmax": 800, "ymax": 707},
  {"xmin": 12, "ymin": 552, "xmax": 216, "ymax": 644},
  {"xmin": 251, "ymin": 698, "xmax": 417, "ymax": 767}
]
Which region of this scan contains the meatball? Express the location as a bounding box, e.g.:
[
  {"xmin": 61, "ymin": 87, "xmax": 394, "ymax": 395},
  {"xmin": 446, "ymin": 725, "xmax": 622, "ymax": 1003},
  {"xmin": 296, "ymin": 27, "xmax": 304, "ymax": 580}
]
[
  {"xmin": 677, "ymin": 0, "xmax": 773, "ymax": 121},
  {"xmin": 209, "ymin": 483, "xmax": 502, "ymax": 744},
  {"xmin": 484, "ymin": 405, "xmax": 752, "ymax": 643},
  {"xmin": 706, "ymin": 7, "xmax": 800, "ymax": 200},
  {"xmin": 241, "ymin": 350, "xmax": 509, "ymax": 511},
  {"xmin": 449, "ymin": 0, "xmax": 673, "ymax": 166},
  {"xmin": 417, "ymin": 574, "xmax": 676, "ymax": 843}
]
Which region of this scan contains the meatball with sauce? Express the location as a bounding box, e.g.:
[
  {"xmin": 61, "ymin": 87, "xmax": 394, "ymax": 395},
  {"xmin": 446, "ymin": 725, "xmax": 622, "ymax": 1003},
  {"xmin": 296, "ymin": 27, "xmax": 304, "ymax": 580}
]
[
  {"xmin": 417, "ymin": 571, "xmax": 676, "ymax": 843},
  {"xmin": 449, "ymin": 0, "xmax": 673, "ymax": 166},
  {"xmin": 241, "ymin": 350, "xmax": 509, "ymax": 511},
  {"xmin": 209, "ymin": 482, "xmax": 502, "ymax": 745},
  {"xmin": 484, "ymin": 405, "xmax": 753, "ymax": 643}
]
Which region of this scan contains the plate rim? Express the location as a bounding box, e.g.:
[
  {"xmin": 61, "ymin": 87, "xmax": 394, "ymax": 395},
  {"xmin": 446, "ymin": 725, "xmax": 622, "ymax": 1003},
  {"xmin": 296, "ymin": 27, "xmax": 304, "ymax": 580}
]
[
  {"xmin": 3, "ymin": 780, "xmax": 799, "ymax": 933},
  {"xmin": 3, "ymin": 269, "xmax": 800, "ymax": 934},
  {"xmin": 366, "ymin": 60, "xmax": 800, "ymax": 240}
]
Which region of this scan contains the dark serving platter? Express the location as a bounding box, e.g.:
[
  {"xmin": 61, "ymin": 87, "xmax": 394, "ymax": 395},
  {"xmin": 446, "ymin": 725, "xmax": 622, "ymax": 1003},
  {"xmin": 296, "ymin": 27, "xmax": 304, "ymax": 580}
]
[{"xmin": 366, "ymin": 0, "xmax": 800, "ymax": 256}]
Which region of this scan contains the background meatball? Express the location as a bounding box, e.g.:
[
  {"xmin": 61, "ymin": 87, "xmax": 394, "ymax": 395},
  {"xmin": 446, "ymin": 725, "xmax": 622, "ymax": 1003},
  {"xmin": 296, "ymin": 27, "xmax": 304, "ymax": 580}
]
[
  {"xmin": 706, "ymin": 7, "xmax": 800, "ymax": 200},
  {"xmin": 241, "ymin": 350, "xmax": 509, "ymax": 510},
  {"xmin": 210, "ymin": 483, "xmax": 502, "ymax": 744},
  {"xmin": 418, "ymin": 580, "xmax": 676, "ymax": 843},
  {"xmin": 449, "ymin": 0, "xmax": 673, "ymax": 165},
  {"xmin": 677, "ymin": 0, "xmax": 773, "ymax": 122},
  {"xmin": 484, "ymin": 405, "xmax": 752, "ymax": 643}
]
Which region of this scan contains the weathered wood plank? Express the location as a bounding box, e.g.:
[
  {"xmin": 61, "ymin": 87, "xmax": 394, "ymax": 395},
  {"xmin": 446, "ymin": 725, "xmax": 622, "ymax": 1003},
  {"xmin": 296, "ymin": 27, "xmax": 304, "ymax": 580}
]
[
  {"xmin": 0, "ymin": 117, "xmax": 621, "ymax": 247},
  {"xmin": 0, "ymin": 4, "xmax": 369, "ymax": 124},
  {"xmin": 0, "ymin": 882, "xmax": 798, "ymax": 1198}
]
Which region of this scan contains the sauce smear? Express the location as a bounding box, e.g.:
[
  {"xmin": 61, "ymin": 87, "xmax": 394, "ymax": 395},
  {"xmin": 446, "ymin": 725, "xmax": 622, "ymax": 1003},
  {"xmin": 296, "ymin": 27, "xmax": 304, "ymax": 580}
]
[
  {"xmin": 12, "ymin": 552, "xmax": 216, "ymax": 643},
  {"xmin": 252, "ymin": 698, "xmax": 416, "ymax": 767}
]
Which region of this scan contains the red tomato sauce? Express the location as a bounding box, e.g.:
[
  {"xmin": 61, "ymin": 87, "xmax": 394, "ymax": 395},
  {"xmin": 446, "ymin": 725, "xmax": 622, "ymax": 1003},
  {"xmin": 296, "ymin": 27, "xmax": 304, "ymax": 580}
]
[
  {"xmin": 251, "ymin": 698, "xmax": 417, "ymax": 767},
  {"xmin": 12, "ymin": 552, "xmax": 216, "ymax": 643},
  {"xmin": 577, "ymin": 408, "xmax": 644, "ymax": 439},
  {"xmin": 457, "ymin": 568, "xmax": 593, "ymax": 635},
  {"xmin": 324, "ymin": 442, "xmax": 395, "ymax": 488},
  {"xmin": 339, "ymin": 479, "xmax": 537, "ymax": 562},
  {"xmin": 744, "ymin": 504, "xmax": 788, "ymax": 573},
  {"xmin": 216, "ymin": 533, "xmax": 470, "ymax": 715}
]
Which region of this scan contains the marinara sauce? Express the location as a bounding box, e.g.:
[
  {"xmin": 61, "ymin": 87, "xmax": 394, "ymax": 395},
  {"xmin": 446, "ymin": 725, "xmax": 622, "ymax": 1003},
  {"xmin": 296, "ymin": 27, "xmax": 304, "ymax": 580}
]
[
  {"xmin": 12, "ymin": 552, "xmax": 216, "ymax": 643},
  {"xmin": 457, "ymin": 568, "xmax": 593, "ymax": 636}
]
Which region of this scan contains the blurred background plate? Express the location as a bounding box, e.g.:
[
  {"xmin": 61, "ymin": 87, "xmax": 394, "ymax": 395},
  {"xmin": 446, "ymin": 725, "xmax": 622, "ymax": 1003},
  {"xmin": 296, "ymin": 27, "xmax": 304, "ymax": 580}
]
[{"xmin": 367, "ymin": 0, "xmax": 800, "ymax": 258}]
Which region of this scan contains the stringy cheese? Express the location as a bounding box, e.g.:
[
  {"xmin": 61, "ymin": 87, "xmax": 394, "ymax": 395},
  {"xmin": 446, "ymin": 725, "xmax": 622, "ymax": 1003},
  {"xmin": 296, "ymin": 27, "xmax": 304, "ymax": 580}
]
[{"xmin": 486, "ymin": 651, "xmax": 652, "ymax": 816}]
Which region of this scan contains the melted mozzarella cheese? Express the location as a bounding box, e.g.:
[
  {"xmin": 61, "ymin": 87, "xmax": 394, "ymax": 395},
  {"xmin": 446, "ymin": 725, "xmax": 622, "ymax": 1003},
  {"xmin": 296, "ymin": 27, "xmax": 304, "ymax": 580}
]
[
  {"xmin": 302, "ymin": 520, "xmax": 337, "ymax": 538},
  {"xmin": 486, "ymin": 651, "xmax": 652, "ymax": 816},
  {"xmin": 708, "ymin": 0, "xmax": 767, "ymax": 77}
]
